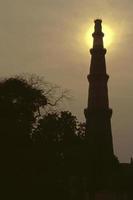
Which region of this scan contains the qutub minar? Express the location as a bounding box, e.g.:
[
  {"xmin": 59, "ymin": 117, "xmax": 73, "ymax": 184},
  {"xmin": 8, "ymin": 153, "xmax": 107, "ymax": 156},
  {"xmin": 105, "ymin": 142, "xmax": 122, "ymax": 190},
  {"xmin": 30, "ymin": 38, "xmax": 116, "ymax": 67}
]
[
  {"xmin": 84, "ymin": 19, "xmax": 115, "ymax": 170},
  {"xmin": 68, "ymin": 19, "xmax": 133, "ymax": 200}
]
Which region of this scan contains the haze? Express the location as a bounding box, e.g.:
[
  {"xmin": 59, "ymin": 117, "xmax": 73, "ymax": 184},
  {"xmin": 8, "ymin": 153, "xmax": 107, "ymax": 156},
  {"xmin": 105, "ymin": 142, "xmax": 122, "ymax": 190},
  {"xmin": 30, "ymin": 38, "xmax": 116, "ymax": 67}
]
[{"xmin": 0, "ymin": 0, "xmax": 133, "ymax": 162}]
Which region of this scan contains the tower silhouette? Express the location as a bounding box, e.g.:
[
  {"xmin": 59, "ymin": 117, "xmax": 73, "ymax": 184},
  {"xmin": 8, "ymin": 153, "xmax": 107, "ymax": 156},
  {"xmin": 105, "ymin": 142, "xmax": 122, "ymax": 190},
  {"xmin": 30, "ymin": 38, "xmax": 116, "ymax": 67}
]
[{"xmin": 84, "ymin": 19, "xmax": 115, "ymax": 178}]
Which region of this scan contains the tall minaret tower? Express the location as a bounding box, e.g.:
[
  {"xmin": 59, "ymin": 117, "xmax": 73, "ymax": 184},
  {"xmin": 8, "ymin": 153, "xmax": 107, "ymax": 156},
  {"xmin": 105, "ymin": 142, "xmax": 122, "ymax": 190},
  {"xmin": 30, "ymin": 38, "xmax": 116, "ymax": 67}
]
[{"xmin": 85, "ymin": 19, "xmax": 115, "ymax": 173}]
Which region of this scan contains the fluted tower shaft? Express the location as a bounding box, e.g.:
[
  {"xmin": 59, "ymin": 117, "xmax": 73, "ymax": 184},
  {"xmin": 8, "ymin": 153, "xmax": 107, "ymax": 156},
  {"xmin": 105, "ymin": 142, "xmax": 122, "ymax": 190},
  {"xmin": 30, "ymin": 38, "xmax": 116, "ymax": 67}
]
[{"xmin": 85, "ymin": 20, "xmax": 114, "ymax": 170}]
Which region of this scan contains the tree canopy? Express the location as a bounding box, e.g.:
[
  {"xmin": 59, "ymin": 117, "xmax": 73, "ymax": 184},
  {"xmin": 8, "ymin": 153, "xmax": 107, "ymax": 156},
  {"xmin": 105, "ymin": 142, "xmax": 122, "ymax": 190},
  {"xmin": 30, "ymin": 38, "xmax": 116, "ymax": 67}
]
[
  {"xmin": 0, "ymin": 74, "xmax": 86, "ymax": 199},
  {"xmin": 0, "ymin": 77, "xmax": 47, "ymax": 145}
]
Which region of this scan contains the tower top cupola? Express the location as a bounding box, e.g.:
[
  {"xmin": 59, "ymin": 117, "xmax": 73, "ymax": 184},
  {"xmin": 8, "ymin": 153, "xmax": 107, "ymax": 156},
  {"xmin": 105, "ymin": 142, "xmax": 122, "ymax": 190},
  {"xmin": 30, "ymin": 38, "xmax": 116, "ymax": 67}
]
[{"xmin": 92, "ymin": 19, "xmax": 104, "ymax": 49}]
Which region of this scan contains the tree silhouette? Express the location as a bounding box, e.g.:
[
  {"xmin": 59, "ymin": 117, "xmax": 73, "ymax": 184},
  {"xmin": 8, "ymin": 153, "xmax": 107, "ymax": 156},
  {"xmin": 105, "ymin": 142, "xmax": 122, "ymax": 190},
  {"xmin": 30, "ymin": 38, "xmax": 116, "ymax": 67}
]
[
  {"xmin": 0, "ymin": 75, "xmax": 86, "ymax": 199},
  {"xmin": 0, "ymin": 75, "xmax": 71, "ymax": 198},
  {"xmin": 33, "ymin": 111, "xmax": 79, "ymax": 159},
  {"xmin": 33, "ymin": 111, "xmax": 85, "ymax": 178},
  {"xmin": 0, "ymin": 77, "xmax": 47, "ymax": 145},
  {"xmin": 0, "ymin": 75, "xmax": 69, "ymax": 144}
]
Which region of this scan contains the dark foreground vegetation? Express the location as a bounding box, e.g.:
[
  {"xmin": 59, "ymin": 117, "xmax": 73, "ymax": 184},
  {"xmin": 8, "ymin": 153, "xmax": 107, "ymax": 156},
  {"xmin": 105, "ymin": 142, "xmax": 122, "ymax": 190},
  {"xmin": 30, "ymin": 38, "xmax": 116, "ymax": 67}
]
[{"xmin": 0, "ymin": 75, "xmax": 85, "ymax": 199}]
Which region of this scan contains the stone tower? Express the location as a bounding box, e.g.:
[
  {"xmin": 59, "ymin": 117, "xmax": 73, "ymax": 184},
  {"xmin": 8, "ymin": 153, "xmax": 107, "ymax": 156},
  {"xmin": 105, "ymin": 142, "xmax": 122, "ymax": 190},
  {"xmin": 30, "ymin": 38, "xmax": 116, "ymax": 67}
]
[{"xmin": 84, "ymin": 19, "xmax": 115, "ymax": 175}]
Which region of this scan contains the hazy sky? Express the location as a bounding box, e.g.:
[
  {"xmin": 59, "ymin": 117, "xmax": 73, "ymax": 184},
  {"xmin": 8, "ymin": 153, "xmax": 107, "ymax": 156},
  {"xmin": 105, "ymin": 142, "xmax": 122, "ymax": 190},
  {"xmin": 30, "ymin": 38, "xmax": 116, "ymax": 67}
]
[{"xmin": 0, "ymin": 0, "xmax": 133, "ymax": 162}]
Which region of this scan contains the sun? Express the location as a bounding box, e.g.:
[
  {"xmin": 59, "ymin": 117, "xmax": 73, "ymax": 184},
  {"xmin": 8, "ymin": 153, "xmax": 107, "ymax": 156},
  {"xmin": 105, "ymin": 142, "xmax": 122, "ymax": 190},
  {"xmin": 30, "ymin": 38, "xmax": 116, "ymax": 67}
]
[{"xmin": 85, "ymin": 24, "xmax": 114, "ymax": 48}]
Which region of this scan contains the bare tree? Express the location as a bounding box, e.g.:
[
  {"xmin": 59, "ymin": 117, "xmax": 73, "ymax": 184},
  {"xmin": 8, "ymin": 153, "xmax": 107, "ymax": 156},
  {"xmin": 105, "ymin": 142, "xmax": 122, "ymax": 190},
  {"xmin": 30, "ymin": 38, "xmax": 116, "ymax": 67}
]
[{"xmin": 15, "ymin": 73, "xmax": 72, "ymax": 117}]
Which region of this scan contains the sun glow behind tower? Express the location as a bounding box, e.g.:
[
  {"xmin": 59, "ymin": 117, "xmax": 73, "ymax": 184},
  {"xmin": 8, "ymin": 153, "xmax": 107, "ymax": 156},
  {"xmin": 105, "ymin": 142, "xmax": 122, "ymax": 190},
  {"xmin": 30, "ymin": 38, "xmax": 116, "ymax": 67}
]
[{"xmin": 85, "ymin": 23, "xmax": 114, "ymax": 48}]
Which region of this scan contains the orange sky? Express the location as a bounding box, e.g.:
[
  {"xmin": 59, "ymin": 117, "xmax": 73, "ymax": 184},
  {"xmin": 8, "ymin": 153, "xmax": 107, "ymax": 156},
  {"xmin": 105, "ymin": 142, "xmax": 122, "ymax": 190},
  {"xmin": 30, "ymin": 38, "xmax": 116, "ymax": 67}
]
[{"xmin": 0, "ymin": 0, "xmax": 133, "ymax": 162}]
